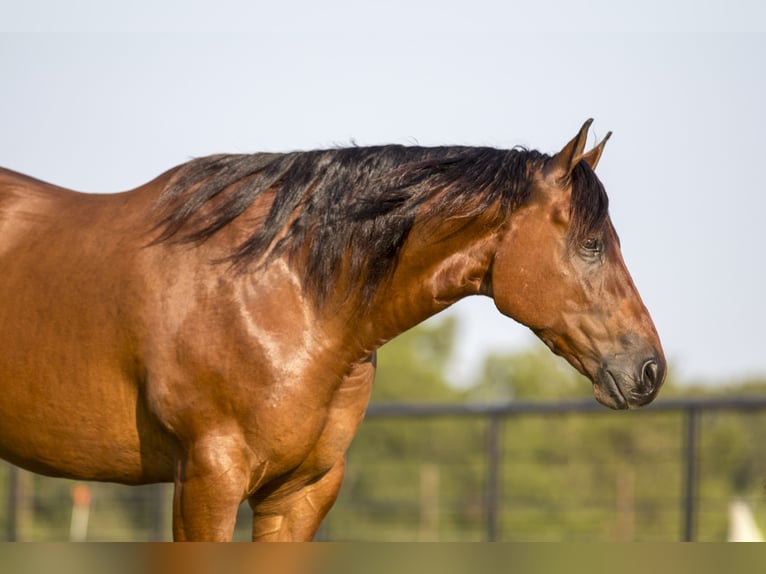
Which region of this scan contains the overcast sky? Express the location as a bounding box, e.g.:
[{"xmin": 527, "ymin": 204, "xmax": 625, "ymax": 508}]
[{"xmin": 3, "ymin": 2, "xmax": 766, "ymax": 385}]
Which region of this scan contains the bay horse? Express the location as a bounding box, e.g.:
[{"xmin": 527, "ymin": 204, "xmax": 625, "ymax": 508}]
[{"xmin": 0, "ymin": 120, "xmax": 665, "ymax": 541}]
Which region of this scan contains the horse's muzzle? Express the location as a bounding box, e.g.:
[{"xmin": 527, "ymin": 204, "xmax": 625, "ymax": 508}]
[{"xmin": 593, "ymin": 353, "xmax": 666, "ymax": 410}]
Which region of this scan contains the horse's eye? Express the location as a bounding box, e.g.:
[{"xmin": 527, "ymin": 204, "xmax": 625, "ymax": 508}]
[{"xmin": 580, "ymin": 237, "xmax": 604, "ymax": 256}]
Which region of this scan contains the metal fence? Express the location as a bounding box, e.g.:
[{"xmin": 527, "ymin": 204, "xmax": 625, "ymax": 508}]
[
  {"xmin": 358, "ymin": 395, "xmax": 766, "ymax": 542},
  {"xmin": 2, "ymin": 395, "xmax": 766, "ymax": 541}
]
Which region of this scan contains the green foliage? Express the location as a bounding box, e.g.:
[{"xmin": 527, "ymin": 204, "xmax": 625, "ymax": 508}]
[
  {"xmin": 369, "ymin": 316, "xmax": 463, "ymax": 403},
  {"xmin": 468, "ymin": 344, "xmax": 591, "ymax": 402},
  {"xmin": 0, "ymin": 470, "xmax": 173, "ymax": 541}
]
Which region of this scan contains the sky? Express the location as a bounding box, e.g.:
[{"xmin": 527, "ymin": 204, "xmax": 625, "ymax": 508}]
[{"xmin": 2, "ymin": 1, "xmax": 766, "ymax": 385}]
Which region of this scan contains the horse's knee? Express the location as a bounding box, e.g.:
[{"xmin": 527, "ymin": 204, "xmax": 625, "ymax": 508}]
[{"xmin": 182, "ymin": 433, "xmax": 254, "ymax": 478}]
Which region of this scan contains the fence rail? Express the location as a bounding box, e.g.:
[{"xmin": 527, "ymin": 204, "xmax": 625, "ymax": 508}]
[
  {"xmin": 366, "ymin": 395, "xmax": 766, "ymax": 417},
  {"xmin": 2, "ymin": 395, "xmax": 766, "ymax": 541},
  {"xmin": 364, "ymin": 395, "xmax": 766, "ymax": 542}
]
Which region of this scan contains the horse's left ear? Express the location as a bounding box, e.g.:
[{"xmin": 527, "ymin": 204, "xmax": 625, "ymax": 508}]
[
  {"xmin": 545, "ymin": 118, "xmax": 593, "ymax": 180},
  {"xmin": 546, "ymin": 119, "xmax": 612, "ymax": 181}
]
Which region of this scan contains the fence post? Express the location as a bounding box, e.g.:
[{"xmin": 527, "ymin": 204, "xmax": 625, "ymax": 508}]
[
  {"xmin": 5, "ymin": 464, "xmax": 19, "ymax": 541},
  {"xmin": 681, "ymin": 407, "xmax": 699, "ymax": 541},
  {"xmin": 485, "ymin": 415, "xmax": 502, "ymax": 542}
]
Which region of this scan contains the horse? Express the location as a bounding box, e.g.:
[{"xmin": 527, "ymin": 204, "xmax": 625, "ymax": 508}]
[{"xmin": 0, "ymin": 120, "xmax": 665, "ymax": 541}]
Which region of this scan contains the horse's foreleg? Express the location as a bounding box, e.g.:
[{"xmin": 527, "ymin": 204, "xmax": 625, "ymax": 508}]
[
  {"xmin": 249, "ymin": 460, "xmax": 346, "ymax": 541},
  {"xmin": 247, "ymin": 354, "xmax": 376, "ymax": 541},
  {"xmin": 172, "ymin": 436, "xmax": 253, "ymax": 541}
]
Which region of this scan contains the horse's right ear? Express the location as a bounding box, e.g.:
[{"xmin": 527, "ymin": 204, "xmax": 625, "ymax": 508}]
[{"xmin": 545, "ymin": 119, "xmax": 593, "ymax": 183}]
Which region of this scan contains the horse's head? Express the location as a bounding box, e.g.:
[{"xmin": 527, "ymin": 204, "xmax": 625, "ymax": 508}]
[{"xmin": 488, "ymin": 120, "xmax": 665, "ymax": 409}]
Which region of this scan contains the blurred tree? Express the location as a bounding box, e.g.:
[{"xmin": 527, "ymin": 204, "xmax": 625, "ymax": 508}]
[
  {"xmin": 466, "ymin": 341, "xmax": 591, "ymax": 402},
  {"xmin": 370, "ymin": 316, "xmax": 462, "ymax": 403}
]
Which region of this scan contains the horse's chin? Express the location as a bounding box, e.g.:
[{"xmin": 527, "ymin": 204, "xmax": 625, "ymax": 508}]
[{"xmin": 592, "ymin": 375, "xmax": 630, "ymax": 410}]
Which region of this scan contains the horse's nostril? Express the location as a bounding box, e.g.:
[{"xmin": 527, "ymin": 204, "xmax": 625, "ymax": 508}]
[{"xmin": 641, "ymin": 359, "xmax": 660, "ymax": 390}]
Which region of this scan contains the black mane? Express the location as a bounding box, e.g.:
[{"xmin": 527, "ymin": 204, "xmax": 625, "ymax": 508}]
[{"xmin": 153, "ymin": 145, "xmax": 607, "ymax": 307}]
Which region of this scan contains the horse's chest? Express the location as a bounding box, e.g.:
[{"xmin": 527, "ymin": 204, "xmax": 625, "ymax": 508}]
[{"xmin": 262, "ymin": 358, "xmax": 375, "ymax": 482}]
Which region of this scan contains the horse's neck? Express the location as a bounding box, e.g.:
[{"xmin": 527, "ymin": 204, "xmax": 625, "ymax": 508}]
[{"xmin": 337, "ymin": 216, "xmax": 499, "ymax": 359}]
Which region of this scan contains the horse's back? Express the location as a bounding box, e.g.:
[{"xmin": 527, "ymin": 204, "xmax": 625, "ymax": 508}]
[
  {"xmin": 0, "ymin": 166, "xmax": 74, "ymax": 191},
  {"xmin": 0, "ymin": 166, "xmax": 139, "ymax": 245}
]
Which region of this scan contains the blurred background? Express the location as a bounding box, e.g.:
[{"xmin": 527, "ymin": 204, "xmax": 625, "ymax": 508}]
[{"xmin": 1, "ymin": 1, "xmax": 765, "ymax": 541}]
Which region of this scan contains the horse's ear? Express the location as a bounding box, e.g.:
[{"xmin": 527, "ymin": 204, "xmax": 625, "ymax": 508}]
[
  {"xmin": 545, "ymin": 118, "xmax": 593, "ymax": 181},
  {"xmin": 546, "ymin": 118, "xmax": 593, "ymax": 179},
  {"xmin": 580, "ymin": 131, "xmax": 612, "ymax": 170}
]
